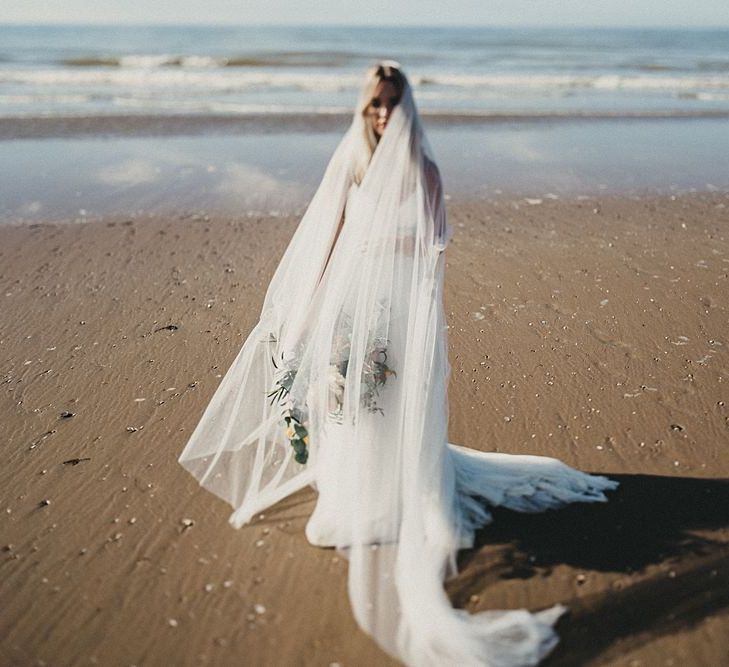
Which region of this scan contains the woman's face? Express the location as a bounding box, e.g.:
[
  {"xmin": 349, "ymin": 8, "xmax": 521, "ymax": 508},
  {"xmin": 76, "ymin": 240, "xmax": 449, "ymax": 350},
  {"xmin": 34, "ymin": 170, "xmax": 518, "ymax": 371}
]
[{"xmin": 367, "ymin": 80, "xmax": 400, "ymax": 139}]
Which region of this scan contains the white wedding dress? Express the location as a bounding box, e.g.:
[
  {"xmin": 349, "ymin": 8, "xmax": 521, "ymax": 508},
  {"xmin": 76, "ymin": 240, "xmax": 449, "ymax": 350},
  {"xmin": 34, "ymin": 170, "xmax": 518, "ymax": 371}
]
[{"xmin": 178, "ymin": 65, "xmax": 617, "ymax": 666}]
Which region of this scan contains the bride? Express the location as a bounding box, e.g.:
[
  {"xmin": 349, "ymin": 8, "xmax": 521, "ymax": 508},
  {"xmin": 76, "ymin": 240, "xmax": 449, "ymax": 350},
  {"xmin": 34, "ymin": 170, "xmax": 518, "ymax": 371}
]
[{"xmin": 179, "ymin": 61, "xmax": 618, "ymax": 666}]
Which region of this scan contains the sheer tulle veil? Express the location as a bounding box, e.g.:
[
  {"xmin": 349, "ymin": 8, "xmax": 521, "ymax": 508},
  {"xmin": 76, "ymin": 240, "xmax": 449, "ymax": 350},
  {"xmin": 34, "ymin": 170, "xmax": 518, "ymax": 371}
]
[{"xmin": 178, "ymin": 61, "xmax": 618, "ymax": 666}]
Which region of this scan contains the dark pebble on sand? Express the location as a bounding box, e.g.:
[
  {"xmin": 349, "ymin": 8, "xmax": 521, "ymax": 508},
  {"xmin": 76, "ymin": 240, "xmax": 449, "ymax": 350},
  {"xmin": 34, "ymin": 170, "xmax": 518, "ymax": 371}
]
[{"xmin": 62, "ymin": 457, "xmax": 91, "ymax": 466}]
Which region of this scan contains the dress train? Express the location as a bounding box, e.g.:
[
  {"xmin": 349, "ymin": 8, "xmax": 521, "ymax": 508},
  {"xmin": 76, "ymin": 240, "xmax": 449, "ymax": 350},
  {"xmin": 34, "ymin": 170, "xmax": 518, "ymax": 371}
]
[
  {"xmin": 306, "ymin": 437, "xmax": 617, "ymax": 548},
  {"xmin": 305, "ymin": 432, "xmax": 617, "ymax": 667}
]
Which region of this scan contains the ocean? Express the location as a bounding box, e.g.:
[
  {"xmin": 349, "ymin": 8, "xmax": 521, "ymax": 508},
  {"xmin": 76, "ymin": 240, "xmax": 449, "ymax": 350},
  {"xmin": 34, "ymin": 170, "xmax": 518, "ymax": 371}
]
[
  {"xmin": 1, "ymin": 25, "xmax": 728, "ymax": 222},
  {"xmin": 2, "ymin": 24, "xmax": 729, "ymax": 119}
]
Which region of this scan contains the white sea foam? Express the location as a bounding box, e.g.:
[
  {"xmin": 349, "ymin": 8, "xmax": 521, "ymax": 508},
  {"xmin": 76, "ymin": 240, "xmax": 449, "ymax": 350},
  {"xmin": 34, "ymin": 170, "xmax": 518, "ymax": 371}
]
[
  {"xmin": 0, "ymin": 93, "xmax": 93, "ymax": 105},
  {"xmin": 694, "ymin": 91, "xmax": 729, "ymax": 101},
  {"xmin": 2, "ymin": 68, "xmax": 728, "ymax": 93},
  {"xmin": 0, "ymin": 68, "xmax": 362, "ymax": 92},
  {"xmin": 415, "ymin": 73, "xmax": 729, "ymax": 91},
  {"xmin": 115, "ymin": 54, "xmax": 222, "ymax": 68},
  {"xmin": 117, "ymin": 54, "xmax": 180, "ymax": 68},
  {"xmin": 109, "ymin": 96, "xmax": 350, "ymax": 115}
]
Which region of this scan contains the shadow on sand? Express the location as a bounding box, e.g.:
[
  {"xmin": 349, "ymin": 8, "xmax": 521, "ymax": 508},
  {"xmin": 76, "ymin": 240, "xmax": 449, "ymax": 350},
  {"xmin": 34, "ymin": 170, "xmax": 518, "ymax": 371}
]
[
  {"xmin": 449, "ymin": 473, "xmax": 729, "ymax": 666},
  {"xmin": 253, "ymin": 473, "xmax": 729, "ymax": 662}
]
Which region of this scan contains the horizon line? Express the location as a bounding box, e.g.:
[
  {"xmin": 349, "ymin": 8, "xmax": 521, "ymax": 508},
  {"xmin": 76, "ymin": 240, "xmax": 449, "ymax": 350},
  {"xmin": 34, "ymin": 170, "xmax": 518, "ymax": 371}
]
[{"xmin": 2, "ymin": 21, "xmax": 729, "ymax": 30}]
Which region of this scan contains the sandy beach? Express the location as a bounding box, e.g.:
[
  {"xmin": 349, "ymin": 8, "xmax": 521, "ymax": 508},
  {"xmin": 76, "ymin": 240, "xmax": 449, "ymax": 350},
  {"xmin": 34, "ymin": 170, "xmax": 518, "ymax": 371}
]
[{"xmin": 1, "ymin": 191, "xmax": 728, "ymax": 666}]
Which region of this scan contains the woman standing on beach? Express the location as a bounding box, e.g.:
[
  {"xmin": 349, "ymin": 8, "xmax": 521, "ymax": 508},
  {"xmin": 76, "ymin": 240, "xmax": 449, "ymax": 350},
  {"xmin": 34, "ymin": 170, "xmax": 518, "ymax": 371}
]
[{"xmin": 179, "ymin": 61, "xmax": 617, "ymax": 666}]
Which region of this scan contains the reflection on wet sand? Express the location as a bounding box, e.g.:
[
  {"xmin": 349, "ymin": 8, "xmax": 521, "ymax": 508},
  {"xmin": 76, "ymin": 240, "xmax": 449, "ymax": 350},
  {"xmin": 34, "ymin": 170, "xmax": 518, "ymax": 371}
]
[{"xmin": 2, "ymin": 117, "xmax": 729, "ymax": 223}]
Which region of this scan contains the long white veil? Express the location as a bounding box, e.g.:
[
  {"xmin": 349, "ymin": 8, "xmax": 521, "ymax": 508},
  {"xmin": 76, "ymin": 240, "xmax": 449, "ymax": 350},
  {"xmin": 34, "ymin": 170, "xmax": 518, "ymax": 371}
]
[{"xmin": 179, "ymin": 64, "xmax": 617, "ymax": 666}]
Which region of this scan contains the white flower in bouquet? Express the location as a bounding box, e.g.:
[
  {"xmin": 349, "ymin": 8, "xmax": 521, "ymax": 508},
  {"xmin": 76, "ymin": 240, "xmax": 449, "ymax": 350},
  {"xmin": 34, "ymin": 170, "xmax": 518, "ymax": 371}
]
[{"xmin": 328, "ymin": 365, "xmax": 346, "ymax": 413}]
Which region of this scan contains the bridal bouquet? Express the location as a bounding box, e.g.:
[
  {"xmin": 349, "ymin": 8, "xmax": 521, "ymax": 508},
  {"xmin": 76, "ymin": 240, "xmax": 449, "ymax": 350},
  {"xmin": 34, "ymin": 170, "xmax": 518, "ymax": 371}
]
[
  {"xmin": 327, "ymin": 331, "xmax": 396, "ymax": 423},
  {"xmin": 267, "ymin": 312, "xmax": 396, "ymax": 464}
]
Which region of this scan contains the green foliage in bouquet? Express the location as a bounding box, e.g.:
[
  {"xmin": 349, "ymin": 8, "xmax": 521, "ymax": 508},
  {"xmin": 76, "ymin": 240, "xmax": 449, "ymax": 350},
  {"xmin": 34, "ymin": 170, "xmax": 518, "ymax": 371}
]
[{"xmin": 267, "ymin": 352, "xmax": 310, "ymax": 464}]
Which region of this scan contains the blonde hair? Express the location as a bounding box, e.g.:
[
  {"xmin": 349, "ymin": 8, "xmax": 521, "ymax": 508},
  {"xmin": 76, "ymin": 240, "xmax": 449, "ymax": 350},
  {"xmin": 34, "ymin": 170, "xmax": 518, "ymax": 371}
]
[{"xmin": 352, "ymin": 62, "xmax": 406, "ymax": 184}]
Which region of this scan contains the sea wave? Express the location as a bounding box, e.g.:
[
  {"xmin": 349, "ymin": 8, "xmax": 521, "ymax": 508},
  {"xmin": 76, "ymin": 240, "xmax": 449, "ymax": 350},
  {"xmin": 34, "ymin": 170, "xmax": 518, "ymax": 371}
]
[
  {"xmin": 2, "ymin": 108, "xmax": 729, "ymax": 123},
  {"xmin": 417, "ymin": 73, "xmax": 729, "ymax": 91},
  {"xmin": 3, "ymin": 68, "xmax": 729, "ymax": 93},
  {"xmin": 697, "ymin": 60, "xmax": 729, "ymax": 73},
  {"xmin": 0, "ymin": 93, "xmax": 94, "ymax": 105},
  {"xmin": 63, "ymin": 55, "xmax": 219, "ymax": 68},
  {"xmin": 110, "ymin": 97, "xmax": 352, "ymax": 115},
  {"xmin": 53, "ymin": 51, "xmax": 729, "ymax": 75},
  {"xmin": 680, "ymin": 91, "xmax": 729, "ymax": 102},
  {"xmin": 61, "ymin": 51, "xmax": 357, "ymax": 69},
  {"xmin": 0, "ymin": 68, "xmax": 361, "ymax": 91}
]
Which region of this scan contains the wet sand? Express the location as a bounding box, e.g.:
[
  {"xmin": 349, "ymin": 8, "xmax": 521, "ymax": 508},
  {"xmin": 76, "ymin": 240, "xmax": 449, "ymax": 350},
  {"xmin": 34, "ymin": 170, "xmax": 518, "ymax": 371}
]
[
  {"xmin": 1, "ymin": 193, "xmax": 728, "ymax": 666},
  {"xmin": 5, "ymin": 111, "xmax": 729, "ymax": 140},
  {"xmin": 3, "ymin": 117, "xmax": 729, "ymax": 225}
]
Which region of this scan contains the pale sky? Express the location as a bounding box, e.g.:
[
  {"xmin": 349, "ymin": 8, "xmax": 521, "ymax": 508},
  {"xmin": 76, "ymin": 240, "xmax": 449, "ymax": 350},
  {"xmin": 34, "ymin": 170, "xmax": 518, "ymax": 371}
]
[{"xmin": 3, "ymin": 1, "xmax": 729, "ymax": 28}]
